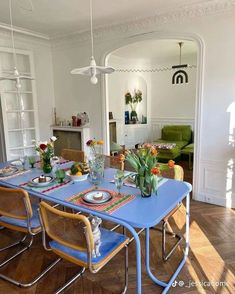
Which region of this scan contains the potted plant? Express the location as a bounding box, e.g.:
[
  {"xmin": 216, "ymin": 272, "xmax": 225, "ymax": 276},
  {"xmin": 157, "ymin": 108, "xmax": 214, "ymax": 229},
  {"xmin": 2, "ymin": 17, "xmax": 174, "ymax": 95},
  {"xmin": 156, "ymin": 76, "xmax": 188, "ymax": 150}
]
[{"xmin": 125, "ymin": 89, "xmax": 142, "ymax": 122}]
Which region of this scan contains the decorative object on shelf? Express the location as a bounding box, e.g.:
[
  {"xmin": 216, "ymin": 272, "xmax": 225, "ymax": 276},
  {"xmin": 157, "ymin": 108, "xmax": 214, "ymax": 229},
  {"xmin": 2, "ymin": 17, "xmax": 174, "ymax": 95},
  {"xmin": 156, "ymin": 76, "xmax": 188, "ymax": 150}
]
[
  {"xmin": 77, "ymin": 112, "xmax": 89, "ymax": 126},
  {"xmin": 125, "ymin": 90, "xmax": 142, "ymax": 122},
  {"xmin": 125, "ymin": 111, "xmax": 129, "ymax": 124},
  {"xmin": 124, "ymin": 144, "xmax": 176, "ymax": 197},
  {"xmin": 0, "ymin": 0, "xmax": 34, "ymax": 89},
  {"xmin": 33, "ymin": 136, "xmax": 57, "ymax": 174},
  {"xmin": 86, "ymin": 139, "xmax": 104, "ymax": 188},
  {"xmin": 172, "ymin": 42, "xmax": 189, "ymax": 84},
  {"xmin": 109, "ymin": 112, "xmax": 113, "ymax": 120},
  {"xmin": 70, "ymin": 0, "xmax": 114, "ymax": 84}
]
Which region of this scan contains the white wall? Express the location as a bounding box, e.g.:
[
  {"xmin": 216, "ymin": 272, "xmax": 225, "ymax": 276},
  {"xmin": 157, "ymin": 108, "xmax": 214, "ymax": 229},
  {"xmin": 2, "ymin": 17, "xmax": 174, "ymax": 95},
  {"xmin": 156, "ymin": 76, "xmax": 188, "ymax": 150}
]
[
  {"xmin": 51, "ymin": 11, "xmax": 235, "ymax": 208},
  {"xmin": 0, "ymin": 29, "xmax": 55, "ymax": 141}
]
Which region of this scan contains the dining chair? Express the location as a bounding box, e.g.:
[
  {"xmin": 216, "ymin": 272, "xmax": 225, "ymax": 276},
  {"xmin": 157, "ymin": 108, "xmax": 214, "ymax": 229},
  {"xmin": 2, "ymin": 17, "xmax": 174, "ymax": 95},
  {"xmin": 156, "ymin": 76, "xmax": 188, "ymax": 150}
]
[
  {"xmin": 0, "ymin": 187, "xmax": 61, "ymax": 287},
  {"xmin": 39, "ymin": 201, "xmax": 129, "ymax": 294},
  {"xmin": 104, "ymin": 155, "xmax": 125, "ymax": 171},
  {"xmin": 61, "ymin": 148, "xmax": 85, "ymax": 162},
  {"xmin": 156, "ymin": 164, "xmax": 184, "ymax": 261}
]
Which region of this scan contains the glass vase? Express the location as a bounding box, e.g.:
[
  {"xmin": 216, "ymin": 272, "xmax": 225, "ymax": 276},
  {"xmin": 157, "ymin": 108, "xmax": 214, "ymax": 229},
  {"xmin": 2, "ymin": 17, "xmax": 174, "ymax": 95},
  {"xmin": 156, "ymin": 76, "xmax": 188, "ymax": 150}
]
[
  {"xmin": 136, "ymin": 174, "xmax": 158, "ymax": 197},
  {"xmin": 88, "ymin": 155, "xmax": 104, "ymax": 188},
  {"xmin": 42, "ymin": 157, "xmax": 52, "ymax": 174}
]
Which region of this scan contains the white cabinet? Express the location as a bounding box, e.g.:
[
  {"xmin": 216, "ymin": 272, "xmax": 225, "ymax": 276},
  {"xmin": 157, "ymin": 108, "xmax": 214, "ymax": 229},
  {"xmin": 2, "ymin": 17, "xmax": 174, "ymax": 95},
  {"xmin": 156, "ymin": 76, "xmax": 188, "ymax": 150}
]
[
  {"xmin": 0, "ymin": 48, "xmax": 39, "ymax": 160},
  {"xmin": 124, "ymin": 124, "xmax": 151, "ymax": 149}
]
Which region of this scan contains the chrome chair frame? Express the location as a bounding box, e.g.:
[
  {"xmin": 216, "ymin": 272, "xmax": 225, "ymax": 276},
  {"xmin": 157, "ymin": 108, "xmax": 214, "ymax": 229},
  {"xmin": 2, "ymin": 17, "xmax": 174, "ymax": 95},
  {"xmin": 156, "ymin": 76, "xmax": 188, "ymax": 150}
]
[{"xmin": 0, "ymin": 192, "xmax": 60, "ymax": 287}]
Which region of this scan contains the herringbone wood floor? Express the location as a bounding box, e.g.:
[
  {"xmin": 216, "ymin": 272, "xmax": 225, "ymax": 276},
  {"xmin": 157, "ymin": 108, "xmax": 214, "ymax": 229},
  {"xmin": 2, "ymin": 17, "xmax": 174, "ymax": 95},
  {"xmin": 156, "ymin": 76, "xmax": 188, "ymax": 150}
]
[{"xmin": 0, "ymin": 162, "xmax": 234, "ymax": 293}]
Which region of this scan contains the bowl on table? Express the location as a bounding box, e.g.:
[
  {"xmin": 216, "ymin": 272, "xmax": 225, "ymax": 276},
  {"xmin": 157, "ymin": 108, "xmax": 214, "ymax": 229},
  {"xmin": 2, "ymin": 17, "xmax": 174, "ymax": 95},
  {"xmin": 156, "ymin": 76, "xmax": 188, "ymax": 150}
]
[{"xmin": 66, "ymin": 170, "xmax": 88, "ymax": 182}]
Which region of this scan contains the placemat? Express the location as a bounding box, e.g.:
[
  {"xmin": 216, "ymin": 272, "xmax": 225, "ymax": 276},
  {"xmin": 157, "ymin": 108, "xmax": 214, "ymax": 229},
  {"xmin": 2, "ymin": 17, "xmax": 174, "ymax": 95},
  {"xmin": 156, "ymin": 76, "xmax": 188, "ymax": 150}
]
[
  {"xmin": 20, "ymin": 178, "xmax": 72, "ymax": 194},
  {"xmin": 66, "ymin": 188, "xmax": 135, "ymax": 214},
  {"xmin": 0, "ymin": 169, "xmax": 31, "ymax": 180}
]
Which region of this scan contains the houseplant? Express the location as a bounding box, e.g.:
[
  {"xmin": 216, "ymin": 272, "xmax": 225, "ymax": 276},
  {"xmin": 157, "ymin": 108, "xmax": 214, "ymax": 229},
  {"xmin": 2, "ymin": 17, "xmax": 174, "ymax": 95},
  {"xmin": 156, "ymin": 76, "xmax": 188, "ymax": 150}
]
[
  {"xmin": 124, "ymin": 144, "xmax": 175, "ymax": 197},
  {"xmin": 33, "ymin": 136, "xmax": 57, "ymax": 173},
  {"xmin": 125, "ymin": 89, "xmax": 142, "ymax": 122}
]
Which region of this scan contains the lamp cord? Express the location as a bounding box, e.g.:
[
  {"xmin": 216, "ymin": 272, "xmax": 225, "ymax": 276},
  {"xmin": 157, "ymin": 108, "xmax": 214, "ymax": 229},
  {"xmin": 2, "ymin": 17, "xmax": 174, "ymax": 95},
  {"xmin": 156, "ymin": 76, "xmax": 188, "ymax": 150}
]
[
  {"xmin": 9, "ymin": 0, "xmax": 17, "ymax": 69},
  {"xmin": 90, "ymin": 0, "xmax": 94, "ymax": 58}
]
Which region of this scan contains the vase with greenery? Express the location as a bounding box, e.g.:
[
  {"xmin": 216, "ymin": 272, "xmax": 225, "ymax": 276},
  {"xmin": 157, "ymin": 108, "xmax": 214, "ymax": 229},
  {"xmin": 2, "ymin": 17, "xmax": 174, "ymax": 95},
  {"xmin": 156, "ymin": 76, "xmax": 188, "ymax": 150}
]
[
  {"xmin": 125, "ymin": 145, "xmax": 176, "ymax": 197},
  {"xmin": 125, "ymin": 90, "xmax": 142, "ymax": 122}
]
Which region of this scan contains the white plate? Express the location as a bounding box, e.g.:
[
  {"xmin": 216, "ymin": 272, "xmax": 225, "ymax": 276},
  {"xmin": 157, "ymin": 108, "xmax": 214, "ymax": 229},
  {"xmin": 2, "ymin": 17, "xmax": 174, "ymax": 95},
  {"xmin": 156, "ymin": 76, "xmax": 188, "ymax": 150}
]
[
  {"xmin": 28, "ymin": 176, "xmax": 54, "ymax": 187},
  {"xmin": 82, "ymin": 190, "xmax": 112, "ymax": 204},
  {"xmin": 0, "ymin": 166, "xmax": 19, "ymax": 177}
]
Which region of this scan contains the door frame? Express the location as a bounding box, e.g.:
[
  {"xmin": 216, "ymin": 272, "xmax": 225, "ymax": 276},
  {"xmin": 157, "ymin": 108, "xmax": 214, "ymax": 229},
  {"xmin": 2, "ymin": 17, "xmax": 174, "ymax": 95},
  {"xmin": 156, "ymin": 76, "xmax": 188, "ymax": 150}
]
[{"xmin": 101, "ymin": 31, "xmax": 204, "ymax": 202}]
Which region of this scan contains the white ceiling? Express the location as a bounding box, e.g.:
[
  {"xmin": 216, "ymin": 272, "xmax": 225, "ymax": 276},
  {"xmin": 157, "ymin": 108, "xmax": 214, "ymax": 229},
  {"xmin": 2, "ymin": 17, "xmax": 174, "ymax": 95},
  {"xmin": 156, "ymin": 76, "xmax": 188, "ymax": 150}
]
[{"xmin": 0, "ymin": 0, "xmax": 212, "ymax": 38}]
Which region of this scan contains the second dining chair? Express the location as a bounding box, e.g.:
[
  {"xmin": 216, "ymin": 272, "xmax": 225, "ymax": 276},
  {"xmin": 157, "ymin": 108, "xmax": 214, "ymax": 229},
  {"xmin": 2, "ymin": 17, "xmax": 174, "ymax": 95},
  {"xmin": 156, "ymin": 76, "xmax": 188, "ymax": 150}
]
[
  {"xmin": 0, "ymin": 186, "xmax": 61, "ymax": 287},
  {"xmin": 39, "ymin": 201, "xmax": 129, "ymax": 294},
  {"xmin": 61, "ymin": 148, "xmax": 85, "ymax": 162}
]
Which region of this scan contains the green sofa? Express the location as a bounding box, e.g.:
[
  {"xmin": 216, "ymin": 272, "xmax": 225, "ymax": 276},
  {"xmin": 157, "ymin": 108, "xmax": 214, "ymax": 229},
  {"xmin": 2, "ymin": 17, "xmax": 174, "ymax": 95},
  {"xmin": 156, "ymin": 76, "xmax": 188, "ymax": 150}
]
[{"xmin": 154, "ymin": 125, "xmax": 192, "ymax": 162}]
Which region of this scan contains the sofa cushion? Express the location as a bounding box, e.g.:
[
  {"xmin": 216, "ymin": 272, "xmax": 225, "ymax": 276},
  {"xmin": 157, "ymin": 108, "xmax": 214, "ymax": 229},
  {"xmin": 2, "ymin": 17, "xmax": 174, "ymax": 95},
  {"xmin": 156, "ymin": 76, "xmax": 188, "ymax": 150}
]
[
  {"xmin": 161, "ymin": 125, "xmax": 192, "ymax": 142},
  {"xmin": 162, "ymin": 130, "xmax": 182, "ymax": 141}
]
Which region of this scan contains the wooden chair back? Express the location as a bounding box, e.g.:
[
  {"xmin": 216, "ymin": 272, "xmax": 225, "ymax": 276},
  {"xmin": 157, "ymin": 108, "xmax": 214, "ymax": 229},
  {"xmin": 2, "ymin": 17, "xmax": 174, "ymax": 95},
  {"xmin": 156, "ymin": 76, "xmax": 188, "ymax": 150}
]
[
  {"xmin": 0, "ymin": 187, "xmax": 32, "ymax": 220},
  {"xmin": 160, "ymin": 164, "xmax": 184, "ymax": 181},
  {"xmin": 39, "ymin": 201, "xmax": 94, "ymax": 252},
  {"xmin": 61, "ymin": 149, "xmax": 85, "ymax": 162}
]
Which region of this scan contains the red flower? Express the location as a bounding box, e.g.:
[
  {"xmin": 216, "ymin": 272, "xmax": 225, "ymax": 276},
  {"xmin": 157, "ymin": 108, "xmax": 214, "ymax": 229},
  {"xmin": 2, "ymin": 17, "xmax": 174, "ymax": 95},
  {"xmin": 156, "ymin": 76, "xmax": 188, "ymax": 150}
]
[
  {"xmin": 39, "ymin": 143, "xmax": 47, "ymax": 151},
  {"xmin": 86, "ymin": 139, "xmax": 93, "ymax": 146}
]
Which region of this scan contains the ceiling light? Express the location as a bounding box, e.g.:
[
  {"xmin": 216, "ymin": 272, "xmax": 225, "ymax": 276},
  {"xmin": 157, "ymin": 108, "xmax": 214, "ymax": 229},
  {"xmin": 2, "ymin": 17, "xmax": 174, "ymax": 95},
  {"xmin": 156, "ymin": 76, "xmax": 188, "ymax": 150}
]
[
  {"xmin": 0, "ymin": 0, "xmax": 34, "ymax": 88},
  {"xmin": 71, "ymin": 0, "xmax": 114, "ymax": 84}
]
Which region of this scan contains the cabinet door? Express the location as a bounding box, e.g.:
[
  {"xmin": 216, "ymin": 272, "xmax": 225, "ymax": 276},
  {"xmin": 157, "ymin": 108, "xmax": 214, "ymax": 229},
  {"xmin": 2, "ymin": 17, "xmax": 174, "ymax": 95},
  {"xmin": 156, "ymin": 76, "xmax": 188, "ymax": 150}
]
[{"xmin": 0, "ymin": 48, "xmax": 39, "ymax": 160}]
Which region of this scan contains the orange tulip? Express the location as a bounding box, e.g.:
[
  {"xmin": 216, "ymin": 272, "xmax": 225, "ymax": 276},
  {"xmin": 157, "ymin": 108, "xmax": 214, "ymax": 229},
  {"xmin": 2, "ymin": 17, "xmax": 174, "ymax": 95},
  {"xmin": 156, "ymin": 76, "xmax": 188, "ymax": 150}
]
[
  {"xmin": 118, "ymin": 154, "xmax": 125, "ymax": 162},
  {"xmin": 97, "ymin": 140, "xmax": 104, "ymax": 145},
  {"xmin": 168, "ymin": 160, "xmax": 175, "ymax": 168},
  {"xmin": 150, "ymin": 147, "xmax": 157, "ymax": 156},
  {"xmin": 151, "ymin": 167, "xmax": 160, "ymax": 175}
]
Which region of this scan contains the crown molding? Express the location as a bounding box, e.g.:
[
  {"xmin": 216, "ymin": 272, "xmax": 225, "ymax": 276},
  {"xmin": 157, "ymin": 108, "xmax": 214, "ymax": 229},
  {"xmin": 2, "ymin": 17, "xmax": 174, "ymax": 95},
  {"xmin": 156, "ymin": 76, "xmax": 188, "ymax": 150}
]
[{"xmin": 51, "ymin": 0, "xmax": 235, "ymax": 49}]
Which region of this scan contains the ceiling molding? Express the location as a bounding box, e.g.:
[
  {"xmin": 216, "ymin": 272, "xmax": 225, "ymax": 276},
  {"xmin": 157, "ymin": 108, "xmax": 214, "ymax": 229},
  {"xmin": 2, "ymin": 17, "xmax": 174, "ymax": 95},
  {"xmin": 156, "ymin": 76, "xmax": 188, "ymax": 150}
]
[
  {"xmin": 0, "ymin": 22, "xmax": 50, "ymax": 40},
  {"xmin": 51, "ymin": 0, "xmax": 235, "ymax": 49}
]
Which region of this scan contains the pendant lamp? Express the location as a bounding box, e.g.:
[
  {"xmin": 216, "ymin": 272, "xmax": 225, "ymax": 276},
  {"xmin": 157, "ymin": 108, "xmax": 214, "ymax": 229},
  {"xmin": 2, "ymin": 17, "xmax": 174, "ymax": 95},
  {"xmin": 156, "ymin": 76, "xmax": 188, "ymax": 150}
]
[
  {"xmin": 71, "ymin": 0, "xmax": 114, "ymax": 84},
  {"xmin": 172, "ymin": 42, "xmax": 188, "ymax": 84},
  {"xmin": 0, "ymin": 0, "xmax": 34, "ymax": 89}
]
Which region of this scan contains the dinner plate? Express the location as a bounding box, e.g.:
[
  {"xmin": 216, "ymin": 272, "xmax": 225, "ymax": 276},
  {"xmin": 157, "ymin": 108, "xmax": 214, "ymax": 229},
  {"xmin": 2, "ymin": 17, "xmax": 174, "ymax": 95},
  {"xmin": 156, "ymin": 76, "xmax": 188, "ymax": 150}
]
[
  {"xmin": 28, "ymin": 176, "xmax": 54, "ymax": 187},
  {"xmin": 82, "ymin": 190, "xmax": 112, "ymax": 204},
  {"xmin": 0, "ymin": 166, "xmax": 19, "ymax": 177}
]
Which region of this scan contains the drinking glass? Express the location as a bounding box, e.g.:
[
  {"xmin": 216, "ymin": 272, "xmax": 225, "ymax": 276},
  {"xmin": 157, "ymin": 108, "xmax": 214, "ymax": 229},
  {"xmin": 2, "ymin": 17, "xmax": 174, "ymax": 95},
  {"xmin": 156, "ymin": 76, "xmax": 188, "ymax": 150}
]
[
  {"xmin": 114, "ymin": 170, "xmax": 124, "ymax": 196},
  {"xmin": 19, "ymin": 156, "xmax": 27, "ymax": 170},
  {"xmin": 88, "ymin": 157, "xmax": 104, "ymax": 189},
  {"xmin": 55, "ymin": 169, "xmax": 66, "ymax": 183},
  {"xmin": 28, "ymin": 156, "xmax": 36, "ymax": 168}
]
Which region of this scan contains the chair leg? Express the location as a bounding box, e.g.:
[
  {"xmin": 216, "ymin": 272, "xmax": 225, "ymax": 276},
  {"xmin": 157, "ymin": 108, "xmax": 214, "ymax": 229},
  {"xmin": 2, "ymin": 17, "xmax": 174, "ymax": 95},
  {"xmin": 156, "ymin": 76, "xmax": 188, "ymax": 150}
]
[
  {"xmin": 0, "ymin": 234, "xmax": 31, "ymax": 268},
  {"xmin": 161, "ymin": 221, "xmax": 183, "ymax": 261},
  {"xmin": 54, "ymin": 267, "xmax": 86, "ymax": 294},
  {"xmin": 121, "ymin": 245, "xmax": 129, "ymax": 294},
  {"xmin": 0, "ymin": 234, "xmax": 62, "ymax": 287}
]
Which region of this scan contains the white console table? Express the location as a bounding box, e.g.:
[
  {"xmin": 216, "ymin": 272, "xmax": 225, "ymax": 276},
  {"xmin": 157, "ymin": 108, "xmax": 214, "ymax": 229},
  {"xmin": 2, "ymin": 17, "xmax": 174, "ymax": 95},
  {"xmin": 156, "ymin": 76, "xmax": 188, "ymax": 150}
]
[{"xmin": 51, "ymin": 125, "xmax": 90, "ymax": 155}]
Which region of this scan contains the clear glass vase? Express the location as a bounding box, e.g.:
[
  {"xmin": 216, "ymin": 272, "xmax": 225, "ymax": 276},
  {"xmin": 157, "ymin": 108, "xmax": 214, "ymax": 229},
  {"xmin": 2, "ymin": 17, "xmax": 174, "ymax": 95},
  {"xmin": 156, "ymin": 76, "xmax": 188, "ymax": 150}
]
[
  {"xmin": 88, "ymin": 155, "xmax": 104, "ymax": 188},
  {"xmin": 136, "ymin": 174, "xmax": 158, "ymax": 197}
]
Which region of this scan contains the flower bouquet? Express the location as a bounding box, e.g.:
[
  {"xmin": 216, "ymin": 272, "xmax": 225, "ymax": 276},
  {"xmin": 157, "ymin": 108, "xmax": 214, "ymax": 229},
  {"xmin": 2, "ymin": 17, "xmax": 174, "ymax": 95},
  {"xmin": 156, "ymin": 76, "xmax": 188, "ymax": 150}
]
[
  {"xmin": 124, "ymin": 144, "xmax": 175, "ymax": 197},
  {"xmin": 33, "ymin": 136, "xmax": 57, "ymax": 173}
]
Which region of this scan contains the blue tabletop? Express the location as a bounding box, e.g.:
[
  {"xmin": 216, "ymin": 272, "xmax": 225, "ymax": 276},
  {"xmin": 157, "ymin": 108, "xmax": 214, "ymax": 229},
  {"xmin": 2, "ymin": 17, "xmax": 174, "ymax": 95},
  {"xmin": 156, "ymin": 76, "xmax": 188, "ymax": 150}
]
[{"xmin": 0, "ymin": 162, "xmax": 192, "ymax": 229}]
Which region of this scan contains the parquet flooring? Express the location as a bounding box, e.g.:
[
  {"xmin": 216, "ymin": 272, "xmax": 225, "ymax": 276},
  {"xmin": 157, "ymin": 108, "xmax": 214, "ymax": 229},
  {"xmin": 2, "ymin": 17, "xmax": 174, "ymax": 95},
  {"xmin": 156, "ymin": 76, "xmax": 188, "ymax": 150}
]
[{"xmin": 1, "ymin": 162, "xmax": 235, "ymax": 293}]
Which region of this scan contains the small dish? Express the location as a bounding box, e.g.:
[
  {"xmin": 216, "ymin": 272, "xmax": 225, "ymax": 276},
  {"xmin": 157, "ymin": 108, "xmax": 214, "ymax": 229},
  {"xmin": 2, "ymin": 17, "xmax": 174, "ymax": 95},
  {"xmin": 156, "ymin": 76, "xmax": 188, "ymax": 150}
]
[
  {"xmin": 82, "ymin": 190, "xmax": 112, "ymax": 204},
  {"xmin": 0, "ymin": 166, "xmax": 18, "ymax": 177},
  {"xmin": 66, "ymin": 171, "xmax": 88, "ymax": 182},
  {"xmin": 28, "ymin": 176, "xmax": 54, "ymax": 187}
]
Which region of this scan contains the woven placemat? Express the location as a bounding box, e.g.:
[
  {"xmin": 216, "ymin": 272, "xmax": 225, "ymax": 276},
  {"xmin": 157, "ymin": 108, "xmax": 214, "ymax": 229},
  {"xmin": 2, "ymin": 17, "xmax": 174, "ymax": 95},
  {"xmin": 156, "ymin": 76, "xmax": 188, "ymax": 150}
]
[
  {"xmin": 20, "ymin": 178, "xmax": 72, "ymax": 194},
  {"xmin": 0, "ymin": 169, "xmax": 31, "ymax": 180},
  {"xmin": 66, "ymin": 188, "xmax": 135, "ymax": 214}
]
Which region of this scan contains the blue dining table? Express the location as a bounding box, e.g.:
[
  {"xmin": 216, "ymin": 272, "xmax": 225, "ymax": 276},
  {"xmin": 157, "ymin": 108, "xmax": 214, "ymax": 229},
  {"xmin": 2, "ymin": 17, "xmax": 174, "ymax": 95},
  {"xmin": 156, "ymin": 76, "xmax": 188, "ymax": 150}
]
[{"xmin": 0, "ymin": 161, "xmax": 192, "ymax": 294}]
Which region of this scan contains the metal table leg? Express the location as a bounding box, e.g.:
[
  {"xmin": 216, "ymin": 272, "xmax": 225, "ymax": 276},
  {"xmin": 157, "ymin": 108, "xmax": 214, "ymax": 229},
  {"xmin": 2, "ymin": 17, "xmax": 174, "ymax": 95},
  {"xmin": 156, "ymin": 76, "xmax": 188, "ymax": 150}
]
[{"xmin": 145, "ymin": 193, "xmax": 190, "ymax": 293}]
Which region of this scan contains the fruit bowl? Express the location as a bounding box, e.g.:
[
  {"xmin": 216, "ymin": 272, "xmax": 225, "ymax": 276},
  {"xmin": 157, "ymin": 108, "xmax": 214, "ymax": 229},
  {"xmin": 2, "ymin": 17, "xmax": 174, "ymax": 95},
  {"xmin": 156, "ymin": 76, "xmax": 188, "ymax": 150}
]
[{"xmin": 66, "ymin": 170, "xmax": 88, "ymax": 182}]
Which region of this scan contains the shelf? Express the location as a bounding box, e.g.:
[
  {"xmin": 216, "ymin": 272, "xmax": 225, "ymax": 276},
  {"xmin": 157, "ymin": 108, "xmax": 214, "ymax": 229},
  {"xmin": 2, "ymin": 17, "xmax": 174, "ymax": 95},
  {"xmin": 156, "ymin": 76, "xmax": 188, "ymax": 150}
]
[
  {"xmin": 6, "ymin": 110, "xmax": 34, "ymax": 113},
  {"xmin": 1, "ymin": 69, "xmax": 31, "ymax": 76},
  {"xmin": 8, "ymin": 128, "xmax": 35, "ymax": 132},
  {"xmin": 9, "ymin": 145, "xmax": 34, "ymax": 150},
  {"xmin": 3, "ymin": 91, "xmax": 33, "ymax": 94}
]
